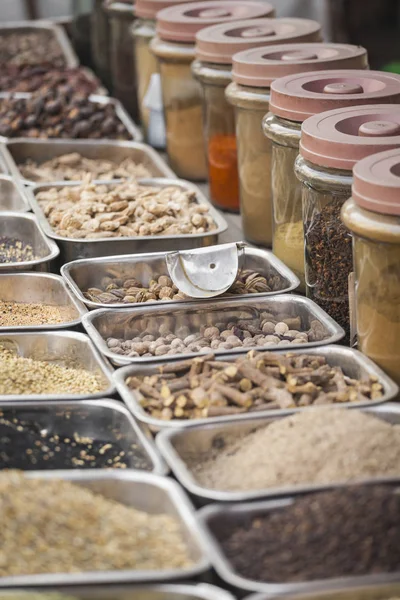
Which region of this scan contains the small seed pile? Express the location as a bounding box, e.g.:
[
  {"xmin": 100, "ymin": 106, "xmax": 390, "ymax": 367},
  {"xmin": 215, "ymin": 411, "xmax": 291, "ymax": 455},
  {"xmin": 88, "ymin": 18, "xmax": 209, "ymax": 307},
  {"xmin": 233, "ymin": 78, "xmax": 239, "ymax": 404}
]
[
  {"xmin": 219, "ymin": 485, "xmax": 400, "ymax": 582},
  {"xmin": 189, "ymin": 408, "xmax": 399, "ymax": 491},
  {"xmin": 127, "ymin": 352, "xmax": 383, "ymax": 421},
  {"xmin": 20, "ymin": 152, "xmax": 153, "ymax": 183},
  {"xmin": 0, "ymin": 237, "xmax": 37, "ymax": 264},
  {"xmin": 0, "ymin": 301, "xmax": 76, "ymax": 327},
  {"xmin": 36, "ymin": 180, "xmax": 216, "ymax": 239},
  {"xmin": 0, "ymin": 344, "xmax": 104, "ymax": 396},
  {"xmin": 107, "ymin": 312, "xmax": 326, "ymax": 359},
  {"xmin": 0, "ymin": 407, "xmax": 152, "ymax": 470},
  {"xmin": 0, "ymin": 472, "xmax": 192, "ymax": 576},
  {"xmin": 85, "ymin": 270, "xmax": 283, "ymax": 305},
  {"xmin": 0, "ymin": 32, "xmax": 66, "ymax": 67}
]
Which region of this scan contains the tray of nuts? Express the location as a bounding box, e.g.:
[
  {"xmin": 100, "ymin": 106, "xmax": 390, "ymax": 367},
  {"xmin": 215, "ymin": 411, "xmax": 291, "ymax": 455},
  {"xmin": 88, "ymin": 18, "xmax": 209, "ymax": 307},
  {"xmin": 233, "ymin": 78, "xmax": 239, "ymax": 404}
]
[
  {"xmin": 84, "ymin": 295, "xmax": 344, "ymax": 367},
  {"xmin": 0, "ymin": 272, "xmax": 87, "ymax": 331},
  {"xmin": 0, "ymin": 93, "xmax": 142, "ymax": 141},
  {"xmin": 0, "ymin": 20, "xmax": 78, "ymax": 68},
  {"xmin": 114, "ymin": 345, "xmax": 396, "ymax": 431},
  {"xmin": 0, "ymin": 175, "xmax": 30, "ymax": 211},
  {"xmin": 61, "ymin": 245, "xmax": 299, "ymax": 310},
  {"xmin": 2, "ymin": 139, "xmax": 176, "ymax": 185},
  {"xmin": 28, "ymin": 179, "xmax": 227, "ymax": 262},
  {"xmin": 0, "ymin": 212, "xmax": 59, "ymax": 273},
  {"xmin": 0, "ymin": 330, "xmax": 115, "ymax": 401}
]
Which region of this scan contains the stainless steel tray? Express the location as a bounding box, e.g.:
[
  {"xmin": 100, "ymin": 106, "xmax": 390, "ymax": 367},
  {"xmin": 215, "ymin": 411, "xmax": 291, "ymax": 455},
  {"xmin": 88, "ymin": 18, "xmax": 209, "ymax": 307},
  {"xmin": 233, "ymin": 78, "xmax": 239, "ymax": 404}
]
[
  {"xmin": 28, "ymin": 178, "xmax": 228, "ymax": 262},
  {"xmin": 156, "ymin": 402, "xmax": 400, "ymax": 504},
  {"xmin": 61, "ymin": 245, "xmax": 300, "ymax": 310},
  {"xmin": 0, "ymin": 398, "xmax": 167, "ymax": 475},
  {"xmin": 115, "ymin": 345, "xmax": 398, "ymax": 431},
  {"xmin": 84, "ymin": 294, "xmax": 344, "ymax": 367},
  {"xmin": 197, "ymin": 487, "xmax": 400, "ymax": 596},
  {"xmin": 0, "ymin": 470, "xmax": 210, "ymax": 587},
  {"xmin": 2, "ymin": 139, "xmax": 175, "ymax": 185},
  {"xmin": 0, "ymin": 272, "xmax": 87, "ymax": 331},
  {"xmin": 0, "ymin": 93, "xmax": 142, "ymax": 143},
  {"xmin": 0, "ymin": 175, "xmax": 30, "ymax": 211},
  {"xmin": 0, "ymin": 584, "xmax": 235, "ymax": 599},
  {"xmin": 0, "ymin": 330, "xmax": 115, "ymax": 401},
  {"xmin": 0, "ymin": 148, "xmax": 8, "ymax": 174},
  {"xmin": 0, "ymin": 212, "xmax": 59, "ymax": 272},
  {"xmin": 0, "ymin": 20, "xmax": 79, "ymax": 68}
]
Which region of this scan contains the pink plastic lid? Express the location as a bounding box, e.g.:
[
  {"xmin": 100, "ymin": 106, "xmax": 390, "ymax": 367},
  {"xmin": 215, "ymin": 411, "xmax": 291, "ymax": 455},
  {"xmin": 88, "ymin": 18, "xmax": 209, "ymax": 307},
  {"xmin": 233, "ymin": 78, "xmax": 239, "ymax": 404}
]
[
  {"xmin": 194, "ymin": 18, "xmax": 325, "ymax": 64},
  {"xmin": 232, "ymin": 43, "xmax": 367, "ymax": 88},
  {"xmin": 270, "ymin": 71, "xmax": 400, "ymax": 122},
  {"xmin": 300, "ymin": 105, "xmax": 400, "ymax": 171},
  {"xmin": 352, "ymin": 148, "xmax": 400, "ymax": 216},
  {"xmin": 156, "ymin": 0, "xmax": 274, "ymax": 43},
  {"xmin": 135, "ymin": 0, "xmax": 208, "ymax": 20}
]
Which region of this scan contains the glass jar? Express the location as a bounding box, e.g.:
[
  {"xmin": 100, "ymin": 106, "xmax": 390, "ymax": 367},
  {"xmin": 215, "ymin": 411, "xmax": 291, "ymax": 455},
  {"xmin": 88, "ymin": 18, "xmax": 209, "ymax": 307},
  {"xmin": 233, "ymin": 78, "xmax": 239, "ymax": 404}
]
[
  {"xmin": 71, "ymin": 0, "xmax": 94, "ymax": 66},
  {"xmin": 152, "ymin": 0, "xmax": 275, "ymax": 180},
  {"xmin": 107, "ymin": 1, "xmax": 138, "ymax": 119},
  {"xmin": 91, "ymin": 0, "xmax": 112, "ymax": 89},
  {"xmin": 132, "ymin": 18, "xmax": 158, "ymax": 138},
  {"xmin": 193, "ymin": 17, "xmax": 331, "ymax": 212},
  {"xmin": 296, "ymin": 103, "xmax": 400, "ymax": 337},
  {"xmin": 341, "ymin": 148, "xmax": 400, "ymax": 385}
]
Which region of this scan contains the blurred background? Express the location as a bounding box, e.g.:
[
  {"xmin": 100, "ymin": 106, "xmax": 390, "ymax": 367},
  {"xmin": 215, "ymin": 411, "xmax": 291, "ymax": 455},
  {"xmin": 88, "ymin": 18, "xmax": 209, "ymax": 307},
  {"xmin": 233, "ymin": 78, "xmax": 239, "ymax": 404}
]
[{"xmin": 1, "ymin": 0, "xmax": 399, "ymax": 70}]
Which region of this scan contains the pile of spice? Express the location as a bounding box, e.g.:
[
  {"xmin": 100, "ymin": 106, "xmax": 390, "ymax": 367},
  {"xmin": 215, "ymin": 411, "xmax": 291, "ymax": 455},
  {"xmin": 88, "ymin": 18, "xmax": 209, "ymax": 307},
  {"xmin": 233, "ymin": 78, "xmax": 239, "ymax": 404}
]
[
  {"xmin": 218, "ymin": 485, "xmax": 400, "ymax": 582},
  {"xmin": 0, "ymin": 407, "xmax": 152, "ymax": 470},
  {"xmin": 0, "ymin": 31, "xmax": 66, "ymax": 67},
  {"xmin": 0, "ymin": 471, "xmax": 192, "ymax": 576},
  {"xmin": 0, "ymin": 344, "xmax": 104, "ymax": 396},
  {"xmin": 0, "ymin": 301, "xmax": 77, "ymax": 327},
  {"xmin": 85, "ymin": 270, "xmax": 283, "ymax": 305},
  {"xmin": 0, "ymin": 65, "xmax": 100, "ymax": 95},
  {"xmin": 0, "ymin": 237, "xmax": 37, "ymax": 264},
  {"xmin": 0, "ymin": 90, "xmax": 130, "ymax": 139},
  {"xmin": 36, "ymin": 181, "xmax": 216, "ymax": 239},
  {"xmin": 107, "ymin": 312, "xmax": 326, "ymax": 359},
  {"xmin": 20, "ymin": 152, "xmax": 153, "ymax": 183},
  {"xmin": 126, "ymin": 351, "xmax": 383, "ymax": 421},
  {"xmin": 189, "ymin": 408, "xmax": 400, "ymax": 491}
]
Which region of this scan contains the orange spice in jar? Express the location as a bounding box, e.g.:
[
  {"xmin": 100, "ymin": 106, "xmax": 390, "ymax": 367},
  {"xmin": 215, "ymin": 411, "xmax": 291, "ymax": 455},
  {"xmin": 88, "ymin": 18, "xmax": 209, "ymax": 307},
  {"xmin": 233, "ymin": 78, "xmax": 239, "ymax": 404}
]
[{"xmin": 208, "ymin": 133, "xmax": 239, "ymax": 210}]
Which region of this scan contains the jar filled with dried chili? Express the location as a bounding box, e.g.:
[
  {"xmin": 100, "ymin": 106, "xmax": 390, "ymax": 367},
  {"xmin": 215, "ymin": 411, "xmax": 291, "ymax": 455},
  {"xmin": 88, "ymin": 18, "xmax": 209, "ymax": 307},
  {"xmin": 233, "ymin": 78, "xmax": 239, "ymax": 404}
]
[
  {"xmin": 226, "ymin": 42, "xmax": 367, "ymax": 248},
  {"xmin": 342, "ymin": 148, "xmax": 400, "ymax": 384},
  {"xmin": 194, "ymin": 18, "xmax": 340, "ymax": 212},
  {"xmin": 296, "ymin": 103, "xmax": 400, "ymax": 336},
  {"xmin": 151, "ymin": 0, "xmax": 273, "ymax": 180}
]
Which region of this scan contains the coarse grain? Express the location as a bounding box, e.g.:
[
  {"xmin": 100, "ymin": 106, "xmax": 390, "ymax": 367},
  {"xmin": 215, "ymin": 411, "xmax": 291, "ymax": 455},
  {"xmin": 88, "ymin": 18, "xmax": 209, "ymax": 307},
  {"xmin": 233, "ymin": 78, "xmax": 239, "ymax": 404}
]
[
  {"xmin": 0, "ymin": 344, "xmax": 104, "ymax": 396},
  {"xmin": 0, "ymin": 237, "xmax": 37, "ymax": 264},
  {"xmin": 0, "ymin": 301, "xmax": 77, "ymax": 327},
  {"xmin": 220, "ymin": 485, "xmax": 400, "ymax": 582},
  {"xmin": 0, "ymin": 471, "xmax": 192, "ymax": 576},
  {"xmin": 189, "ymin": 408, "xmax": 400, "ymax": 491}
]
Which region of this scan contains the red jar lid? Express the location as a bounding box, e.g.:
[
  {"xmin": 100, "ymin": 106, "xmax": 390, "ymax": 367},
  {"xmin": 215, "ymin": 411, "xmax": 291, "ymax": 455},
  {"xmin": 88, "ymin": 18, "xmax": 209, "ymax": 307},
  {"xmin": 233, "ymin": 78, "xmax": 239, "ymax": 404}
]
[
  {"xmin": 194, "ymin": 17, "xmax": 324, "ymax": 64},
  {"xmin": 270, "ymin": 71, "xmax": 400, "ymax": 122},
  {"xmin": 135, "ymin": 0, "xmax": 208, "ymax": 20},
  {"xmin": 156, "ymin": 0, "xmax": 274, "ymax": 43},
  {"xmin": 300, "ymin": 105, "xmax": 400, "ymax": 171},
  {"xmin": 352, "ymin": 148, "xmax": 400, "ymax": 216},
  {"xmin": 232, "ymin": 43, "xmax": 367, "ymax": 88}
]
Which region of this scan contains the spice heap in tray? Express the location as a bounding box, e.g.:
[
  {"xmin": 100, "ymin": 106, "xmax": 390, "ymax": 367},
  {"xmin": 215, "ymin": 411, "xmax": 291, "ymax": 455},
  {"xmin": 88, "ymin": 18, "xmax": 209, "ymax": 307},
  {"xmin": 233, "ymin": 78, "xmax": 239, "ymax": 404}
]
[{"xmin": 0, "ymin": 8, "xmax": 399, "ymax": 599}]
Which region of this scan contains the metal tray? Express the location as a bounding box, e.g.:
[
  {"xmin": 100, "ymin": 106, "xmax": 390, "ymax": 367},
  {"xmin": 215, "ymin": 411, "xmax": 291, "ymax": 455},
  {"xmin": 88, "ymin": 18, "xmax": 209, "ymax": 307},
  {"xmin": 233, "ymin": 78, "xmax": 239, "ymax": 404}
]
[
  {"xmin": 61, "ymin": 245, "xmax": 300, "ymax": 310},
  {"xmin": 0, "ymin": 470, "xmax": 210, "ymax": 587},
  {"xmin": 0, "ymin": 212, "xmax": 59, "ymax": 272},
  {"xmin": 0, "ymin": 148, "xmax": 8, "ymax": 174},
  {"xmin": 2, "ymin": 139, "xmax": 175, "ymax": 186},
  {"xmin": 0, "ymin": 175, "xmax": 30, "ymax": 211},
  {"xmin": 245, "ymin": 578, "xmax": 400, "ymax": 600},
  {"xmin": 197, "ymin": 486, "xmax": 400, "ymax": 596},
  {"xmin": 0, "ymin": 330, "xmax": 115, "ymax": 401},
  {"xmin": 115, "ymin": 345, "xmax": 398, "ymax": 431},
  {"xmin": 156, "ymin": 402, "xmax": 400, "ymax": 504},
  {"xmin": 0, "ymin": 272, "xmax": 87, "ymax": 331},
  {"xmin": 0, "ymin": 398, "xmax": 167, "ymax": 474},
  {"xmin": 0, "ymin": 584, "xmax": 235, "ymax": 599},
  {"xmin": 28, "ymin": 178, "xmax": 228, "ymax": 262},
  {"xmin": 84, "ymin": 294, "xmax": 344, "ymax": 367},
  {"xmin": 0, "ymin": 20, "xmax": 79, "ymax": 68},
  {"xmin": 0, "ymin": 93, "xmax": 142, "ymax": 143}
]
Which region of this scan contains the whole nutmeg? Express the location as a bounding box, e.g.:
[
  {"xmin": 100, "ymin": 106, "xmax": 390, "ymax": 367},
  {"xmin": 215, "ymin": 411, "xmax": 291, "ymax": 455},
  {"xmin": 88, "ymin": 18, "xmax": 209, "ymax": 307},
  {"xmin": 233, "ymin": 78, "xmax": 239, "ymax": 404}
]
[
  {"xmin": 131, "ymin": 342, "xmax": 149, "ymax": 355},
  {"xmin": 262, "ymin": 321, "xmax": 276, "ymax": 334},
  {"xmin": 159, "ymin": 286, "xmax": 174, "ymax": 299},
  {"xmin": 275, "ymin": 322, "xmax": 289, "ymax": 336},
  {"xmin": 264, "ymin": 335, "xmax": 280, "ymax": 344},
  {"xmin": 158, "ymin": 275, "xmax": 173, "ymax": 287},
  {"xmin": 226, "ymin": 335, "xmax": 242, "ymax": 348},
  {"xmin": 204, "ymin": 326, "xmax": 219, "ymax": 340},
  {"xmin": 155, "ymin": 344, "xmax": 170, "ymax": 356},
  {"xmin": 107, "ymin": 338, "xmax": 120, "ymax": 348},
  {"xmin": 220, "ymin": 329, "xmax": 232, "ymax": 341}
]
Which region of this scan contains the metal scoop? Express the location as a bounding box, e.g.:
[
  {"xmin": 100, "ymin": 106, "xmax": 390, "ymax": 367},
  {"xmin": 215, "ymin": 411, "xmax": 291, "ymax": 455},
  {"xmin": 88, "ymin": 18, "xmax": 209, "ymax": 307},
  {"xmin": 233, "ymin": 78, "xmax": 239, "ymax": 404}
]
[{"xmin": 166, "ymin": 242, "xmax": 246, "ymax": 298}]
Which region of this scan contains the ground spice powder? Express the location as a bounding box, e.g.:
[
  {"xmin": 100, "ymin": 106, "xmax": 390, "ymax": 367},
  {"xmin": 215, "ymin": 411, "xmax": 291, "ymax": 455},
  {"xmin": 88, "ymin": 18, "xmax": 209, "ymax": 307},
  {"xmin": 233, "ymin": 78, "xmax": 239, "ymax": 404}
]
[{"xmin": 0, "ymin": 301, "xmax": 77, "ymax": 327}]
